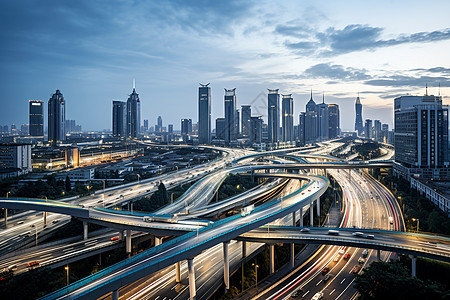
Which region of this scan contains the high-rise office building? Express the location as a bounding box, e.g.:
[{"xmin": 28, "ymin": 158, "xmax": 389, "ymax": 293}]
[
  {"xmin": 394, "ymin": 94, "xmax": 449, "ymax": 179},
  {"xmin": 305, "ymin": 91, "xmax": 318, "ymax": 144},
  {"xmin": 181, "ymin": 119, "xmax": 192, "ymax": 135},
  {"xmin": 298, "ymin": 112, "xmax": 306, "ymax": 144},
  {"xmin": 381, "ymin": 123, "xmax": 389, "ymax": 143},
  {"xmin": 236, "ymin": 109, "xmax": 240, "ymax": 137},
  {"xmin": 168, "ymin": 124, "xmax": 173, "ymax": 134},
  {"xmin": 317, "ymin": 94, "xmax": 329, "ymax": 141},
  {"xmin": 364, "ymin": 119, "xmax": 372, "ymax": 139},
  {"xmin": 155, "ymin": 116, "xmax": 163, "ymax": 133},
  {"xmin": 224, "ymin": 88, "xmax": 237, "ymax": 144},
  {"xmin": 328, "ymin": 104, "xmax": 340, "ymax": 139},
  {"xmin": 29, "ymin": 100, "xmax": 44, "ymax": 137},
  {"xmin": 355, "ymin": 95, "xmax": 363, "ymax": 136},
  {"xmin": 126, "ymin": 82, "xmax": 140, "ymax": 139},
  {"xmin": 241, "ymin": 105, "xmax": 251, "ymax": 138},
  {"xmin": 374, "ymin": 120, "xmax": 382, "ymax": 142},
  {"xmin": 48, "ymin": 89, "xmax": 65, "ymax": 146},
  {"xmin": 0, "ymin": 143, "xmax": 32, "ymax": 174},
  {"xmin": 215, "ymin": 118, "xmax": 225, "ymax": 140},
  {"xmin": 113, "ymin": 101, "xmax": 126, "ymax": 137},
  {"xmin": 282, "ymin": 94, "xmax": 294, "ymax": 142},
  {"xmin": 268, "ymin": 89, "xmax": 280, "ymax": 145},
  {"xmin": 250, "ymin": 116, "xmax": 263, "ymax": 144},
  {"xmin": 144, "ymin": 120, "xmax": 149, "ymax": 132},
  {"xmin": 198, "ymin": 83, "xmax": 211, "ymax": 144}
]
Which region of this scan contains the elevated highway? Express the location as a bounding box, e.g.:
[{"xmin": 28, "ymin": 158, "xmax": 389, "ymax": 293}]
[{"xmin": 238, "ymin": 226, "xmax": 450, "ymax": 263}]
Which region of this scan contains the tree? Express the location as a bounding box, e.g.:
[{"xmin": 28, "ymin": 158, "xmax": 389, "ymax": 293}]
[
  {"xmin": 65, "ymin": 176, "xmax": 71, "ymax": 192},
  {"xmin": 355, "ymin": 261, "xmax": 447, "ymax": 299}
]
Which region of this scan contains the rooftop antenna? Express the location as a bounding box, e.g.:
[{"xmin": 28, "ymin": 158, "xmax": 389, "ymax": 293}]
[
  {"xmin": 322, "ymin": 91, "xmax": 325, "ymax": 104},
  {"xmin": 439, "ymin": 82, "xmax": 441, "ymax": 96},
  {"xmin": 425, "ymin": 83, "xmax": 428, "ymax": 96},
  {"xmin": 133, "ymin": 78, "xmax": 135, "ymax": 90},
  {"xmin": 310, "ymin": 88, "xmax": 313, "ymax": 99}
]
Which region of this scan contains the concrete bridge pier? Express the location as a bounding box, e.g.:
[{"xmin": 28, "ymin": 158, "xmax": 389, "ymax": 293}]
[
  {"xmin": 119, "ymin": 230, "xmax": 124, "ymax": 241},
  {"xmin": 299, "ymin": 207, "xmax": 304, "ymax": 227},
  {"xmin": 377, "ymin": 249, "xmax": 381, "ymax": 261},
  {"xmin": 290, "ymin": 243, "xmax": 295, "ymax": 269},
  {"xmin": 223, "ymin": 241, "xmax": 230, "ymax": 290},
  {"xmin": 4, "ymin": 208, "xmax": 7, "ymax": 227},
  {"xmin": 187, "ymin": 258, "xmax": 197, "ymax": 300},
  {"xmin": 112, "ymin": 289, "xmax": 119, "ymax": 300},
  {"xmin": 43, "ymin": 211, "xmax": 47, "ymax": 226},
  {"xmin": 309, "ymin": 202, "xmax": 314, "ymax": 226},
  {"xmin": 155, "ymin": 236, "xmax": 163, "ymax": 246},
  {"xmin": 411, "ymin": 256, "xmax": 417, "ymax": 277},
  {"xmin": 175, "ymin": 262, "xmax": 181, "ymax": 283},
  {"xmin": 242, "ymin": 241, "xmax": 247, "ymax": 258},
  {"xmin": 269, "ymin": 244, "xmax": 275, "ymax": 274},
  {"xmin": 83, "ymin": 221, "xmax": 88, "ymax": 240},
  {"xmin": 126, "ymin": 229, "xmax": 132, "ymax": 254},
  {"xmin": 316, "ymin": 197, "xmax": 320, "ymax": 217},
  {"xmin": 292, "ymin": 211, "xmax": 296, "ymax": 226}
]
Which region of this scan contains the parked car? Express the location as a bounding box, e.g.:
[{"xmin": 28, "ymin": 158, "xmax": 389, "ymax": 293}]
[
  {"xmin": 321, "ymin": 267, "xmax": 330, "ymax": 275},
  {"xmin": 312, "ymin": 292, "xmax": 324, "ymax": 300},
  {"xmin": 291, "ymin": 289, "xmax": 304, "ymax": 298},
  {"xmin": 351, "ymin": 265, "xmax": 362, "ymax": 274}
]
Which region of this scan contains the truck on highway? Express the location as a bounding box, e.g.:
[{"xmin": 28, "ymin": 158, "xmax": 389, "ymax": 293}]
[{"xmin": 241, "ymin": 204, "xmax": 255, "ymax": 217}]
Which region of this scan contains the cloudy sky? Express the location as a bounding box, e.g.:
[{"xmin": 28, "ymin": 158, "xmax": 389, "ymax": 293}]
[{"xmin": 1, "ymin": 0, "xmax": 450, "ymax": 131}]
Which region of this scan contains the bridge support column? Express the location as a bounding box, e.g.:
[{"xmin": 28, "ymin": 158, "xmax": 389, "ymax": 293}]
[
  {"xmin": 83, "ymin": 221, "xmax": 88, "ymax": 240},
  {"xmin": 299, "ymin": 207, "xmax": 303, "ymax": 227},
  {"xmin": 119, "ymin": 230, "xmax": 124, "ymax": 241},
  {"xmin": 242, "ymin": 241, "xmax": 247, "ymax": 258},
  {"xmin": 112, "ymin": 289, "xmax": 119, "ymax": 300},
  {"xmin": 126, "ymin": 229, "xmax": 132, "ymax": 254},
  {"xmin": 187, "ymin": 258, "xmax": 196, "ymax": 300},
  {"xmin": 309, "ymin": 202, "xmax": 314, "ymax": 226},
  {"xmin": 223, "ymin": 241, "xmax": 230, "ymax": 290},
  {"xmin": 4, "ymin": 208, "xmax": 7, "ymax": 227},
  {"xmin": 175, "ymin": 262, "xmax": 181, "ymax": 283},
  {"xmin": 411, "ymin": 256, "xmax": 417, "ymax": 277},
  {"xmin": 316, "ymin": 197, "xmax": 320, "ymax": 217},
  {"xmin": 269, "ymin": 244, "xmax": 275, "ymax": 274},
  {"xmin": 377, "ymin": 249, "xmax": 381, "ymax": 261},
  {"xmin": 292, "ymin": 211, "xmax": 296, "ymax": 226},
  {"xmin": 43, "ymin": 211, "xmax": 47, "ymax": 226},
  {"xmin": 290, "ymin": 243, "xmax": 295, "ymax": 269},
  {"xmin": 155, "ymin": 236, "xmax": 162, "ymax": 246}
]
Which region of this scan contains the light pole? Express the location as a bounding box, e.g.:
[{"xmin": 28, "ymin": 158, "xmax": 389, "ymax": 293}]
[
  {"xmin": 412, "ymin": 218, "xmax": 419, "ymax": 232},
  {"xmin": 252, "ymin": 263, "xmax": 259, "ymax": 289},
  {"xmin": 137, "ymin": 174, "xmax": 140, "ymax": 184},
  {"xmin": 65, "ymin": 265, "xmax": 69, "ymax": 286},
  {"xmin": 43, "ymin": 196, "xmax": 47, "ymax": 226},
  {"xmin": 5, "ymin": 191, "xmax": 10, "ymax": 227}
]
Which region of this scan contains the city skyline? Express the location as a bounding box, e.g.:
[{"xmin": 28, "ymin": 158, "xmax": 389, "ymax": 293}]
[{"xmin": 1, "ymin": 1, "xmax": 450, "ymax": 130}]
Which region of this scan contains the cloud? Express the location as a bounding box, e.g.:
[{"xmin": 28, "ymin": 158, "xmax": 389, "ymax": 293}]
[
  {"xmin": 365, "ymin": 75, "xmax": 450, "ymax": 87},
  {"xmin": 303, "ymin": 63, "xmax": 371, "ymax": 81},
  {"xmin": 281, "ymin": 23, "xmax": 450, "ymax": 56}
]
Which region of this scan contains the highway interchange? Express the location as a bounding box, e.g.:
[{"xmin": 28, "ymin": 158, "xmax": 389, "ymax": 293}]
[{"xmin": 0, "ymin": 141, "xmax": 448, "ymax": 300}]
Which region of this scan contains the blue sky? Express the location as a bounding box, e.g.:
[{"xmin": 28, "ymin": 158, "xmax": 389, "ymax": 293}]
[{"xmin": 1, "ymin": 0, "xmax": 450, "ymax": 131}]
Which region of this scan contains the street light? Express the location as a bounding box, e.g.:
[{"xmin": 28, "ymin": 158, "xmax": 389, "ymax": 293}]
[
  {"xmin": 252, "ymin": 263, "xmax": 259, "ymax": 289},
  {"xmin": 65, "ymin": 265, "xmax": 69, "ymax": 286},
  {"xmin": 137, "ymin": 174, "xmax": 140, "ymax": 184},
  {"xmin": 412, "ymin": 218, "xmax": 419, "ymax": 232},
  {"xmin": 4, "ymin": 191, "xmax": 10, "ymax": 227}
]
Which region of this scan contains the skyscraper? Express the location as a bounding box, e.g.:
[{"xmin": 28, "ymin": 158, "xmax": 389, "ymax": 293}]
[
  {"xmin": 29, "ymin": 100, "xmax": 44, "ymax": 137},
  {"xmin": 224, "ymin": 88, "xmax": 237, "ymax": 144},
  {"xmin": 156, "ymin": 116, "xmax": 163, "ymax": 133},
  {"xmin": 317, "ymin": 93, "xmax": 329, "ymax": 141},
  {"xmin": 364, "ymin": 119, "xmax": 372, "ymax": 139},
  {"xmin": 181, "ymin": 119, "xmax": 192, "ymax": 135},
  {"xmin": 48, "ymin": 90, "xmax": 65, "ymax": 146},
  {"xmin": 305, "ymin": 91, "xmax": 318, "ymax": 144},
  {"xmin": 215, "ymin": 118, "xmax": 225, "ymax": 140},
  {"xmin": 250, "ymin": 116, "xmax": 263, "ymax": 144},
  {"xmin": 282, "ymin": 94, "xmax": 294, "ymax": 142},
  {"xmin": 328, "ymin": 104, "xmax": 340, "ymax": 139},
  {"xmin": 298, "ymin": 112, "xmax": 306, "ymax": 144},
  {"xmin": 268, "ymin": 89, "xmax": 280, "ymax": 145},
  {"xmin": 394, "ymin": 94, "xmax": 449, "ymax": 179},
  {"xmin": 374, "ymin": 120, "xmax": 382, "ymax": 142},
  {"xmin": 198, "ymin": 83, "xmax": 211, "ymax": 144},
  {"xmin": 241, "ymin": 105, "xmax": 251, "ymax": 138},
  {"xmin": 126, "ymin": 82, "xmax": 140, "ymax": 139},
  {"xmin": 113, "ymin": 101, "xmax": 126, "ymax": 137},
  {"xmin": 355, "ymin": 94, "xmax": 363, "ymax": 136}
]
